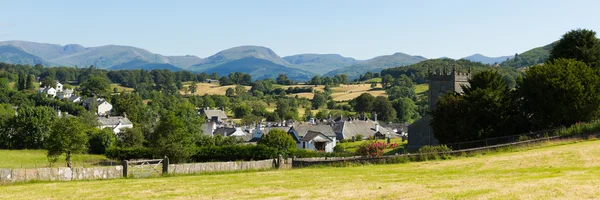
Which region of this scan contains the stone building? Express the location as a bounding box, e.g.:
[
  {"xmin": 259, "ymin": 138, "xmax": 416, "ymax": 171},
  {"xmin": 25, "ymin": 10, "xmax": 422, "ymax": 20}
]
[{"xmin": 407, "ymin": 66, "xmax": 470, "ymax": 151}]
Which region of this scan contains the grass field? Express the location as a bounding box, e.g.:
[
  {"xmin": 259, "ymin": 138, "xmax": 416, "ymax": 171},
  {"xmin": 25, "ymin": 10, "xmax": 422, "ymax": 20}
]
[
  {"xmin": 0, "ymin": 150, "xmax": 112, "ymax": 169},
  {"xmin": 3, "ymin": 139, "xmax": 599, "ymax": 199},
  {"xmin": 110, "ymin": 83, "xmax": 134, "ymax": 93},
  {"xmin": 415, "ymin": 83, "xmax": 428, "ymax": 94}
]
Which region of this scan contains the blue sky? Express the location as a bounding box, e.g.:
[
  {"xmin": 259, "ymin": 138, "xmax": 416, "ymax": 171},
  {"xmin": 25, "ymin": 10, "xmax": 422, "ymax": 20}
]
[{"xmin": 0, "ymin": 0, "xmax": 599, "ymax": 60}]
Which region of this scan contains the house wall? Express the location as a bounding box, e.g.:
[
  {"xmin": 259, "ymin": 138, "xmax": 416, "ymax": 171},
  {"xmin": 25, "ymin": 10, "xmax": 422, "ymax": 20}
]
[
  {"xmin": 114, "ymin": 124, "xmax": 133, "ymax": 134},
  {"xmin": 97, "ymin": 102, "xmax": 113, "ymax": 115}
]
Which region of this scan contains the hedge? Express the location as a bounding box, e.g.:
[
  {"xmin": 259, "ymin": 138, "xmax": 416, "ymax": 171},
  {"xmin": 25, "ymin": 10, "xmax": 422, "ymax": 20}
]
[
  {"xmin": 192, "ymin": 145, "xmax": 278, "ymax": 162},
  {"xmin": 105, "ymin": 147, "xmax": 153, "ymax": 160}
]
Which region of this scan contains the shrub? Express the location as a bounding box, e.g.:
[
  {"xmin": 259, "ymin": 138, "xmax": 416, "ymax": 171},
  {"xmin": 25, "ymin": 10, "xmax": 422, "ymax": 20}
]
[
  {"xmin": 192, "ymin": 145, "xmax": 278, "ymax": 162},
  {"xmin": 259, "ymin": 129, "xmax": 296, "ymax": 156},
  {"xmin": 291, "ymin": 149, "xmax": 355, "ymax": 158},
  {"xmin": 416, "ymin": 145, "xmax": 452, "ymax": 161},
  {"xmin": 105, "ymin": 147, "xmax": 153, "ymax": 160},
  {"xmin": 356, "ymin": 141, "xmax": 399, "ymax": 157},
  {"xmin": 355, "ymin": 134, "xmax": 364, "ymax": 141}
]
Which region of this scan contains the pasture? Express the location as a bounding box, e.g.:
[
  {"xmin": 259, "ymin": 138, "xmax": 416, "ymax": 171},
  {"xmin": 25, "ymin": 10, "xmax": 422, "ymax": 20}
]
[
  {"xmin": 0, "ymin": 150, "xmax": 112, "ymax": 169},
  {"xmin": 2, "ymin": 139, "xmax": 599, "ymax": 199}
]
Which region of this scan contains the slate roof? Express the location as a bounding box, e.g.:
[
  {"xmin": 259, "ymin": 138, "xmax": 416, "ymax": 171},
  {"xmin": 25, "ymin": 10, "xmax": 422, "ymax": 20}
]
[
  {"xmin": 204, "ymin": 109, "xmax": 228, "ymax": 119},
  {"xmin": 290, "ymin": 123, "xmax": 336, "ymax": 137},
  {"xmin": 67, "ymin": 95, "xmax": 81, "ymax": 102},
  {"xmin": 301, "ymin": 131, "xmax": 333, "ymax": 142},
  {"xmin": 333, "ymin": 120, "xmax": 396, "ymax": 140},
  {"xmin": 213, "ymin": 127, "xmax": 236, "ymax": 136},
  {"xmin": 97, "ymin": 116, "xmax": 133, "ymax": 126}
]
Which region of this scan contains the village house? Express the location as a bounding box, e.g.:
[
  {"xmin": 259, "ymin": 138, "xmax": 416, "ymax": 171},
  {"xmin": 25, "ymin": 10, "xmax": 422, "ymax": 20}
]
[
  {"xmin": 37, "ymin": 87, "xmax": 57, "ymax": 98},
  {"xmin": 83, "ymin": 98, "xmax": 113, "ymax": 116},
  {"xmin": 67, "ymin": 95, "xmax": 82, "ymax": 103},
  {"xmin": 55, "ymin": 81, "xmax": 63, "ymax": 92},
  {"xmin": 288, "ymin": 123, "xmax": 337, "ymax": 152},
  {"xmin": 332, "ymin": 118, "xmax": 396, "ymax": 141},
  {"xmin": 97, "ymin": 115, "xmax": 133, "ymax": 134},
  {"xmin": 58, "ymin": 88, "xmax": 74, "ymax": 100},
  {"xmin": 203, "ymin": 107, "xmax": 228, "ymax": 123}
]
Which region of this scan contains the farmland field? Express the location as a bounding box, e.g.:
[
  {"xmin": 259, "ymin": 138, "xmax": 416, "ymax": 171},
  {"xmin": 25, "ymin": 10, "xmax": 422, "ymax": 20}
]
[
  {"xmin": 2, "ymin": 139, "xmax": 599, "ymax": 199},
  {"xmin": 0, "ymin": 150, "xmax": 112, "ymax": 169}
]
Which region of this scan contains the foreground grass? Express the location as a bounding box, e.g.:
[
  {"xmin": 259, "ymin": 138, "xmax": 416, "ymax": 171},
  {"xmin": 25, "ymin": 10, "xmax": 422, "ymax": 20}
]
[
  {"xmin": 2, "ymin": 139, "xmax": 599, "ymax": 199},
  {"xmin": 0, "ymin": 150, "xmax": 112, "ymax": 169}
]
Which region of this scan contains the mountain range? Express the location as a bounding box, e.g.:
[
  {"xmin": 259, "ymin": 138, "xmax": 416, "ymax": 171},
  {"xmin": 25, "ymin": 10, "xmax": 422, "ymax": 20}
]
[{"xmin": 0, "ymin": 40, "xmax": 554, "ymax": 81}]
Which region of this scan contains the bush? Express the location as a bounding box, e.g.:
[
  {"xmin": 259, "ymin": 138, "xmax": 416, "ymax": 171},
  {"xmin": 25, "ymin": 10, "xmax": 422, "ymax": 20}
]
[
  {"xmin": 105, "ymin": 147, "xmax": 153, "ymax": 160},
  {"xmin": 192, "ymin": 145, "xmax": 278, "ymax": 162},
  {"xmin": 291, "ymin": 149, "xmax": 355, "ymax": 158},
  {"xmin": 355, "ymin": 134, "xmax": 364, "ymax": 141},
  {"xmin": 259, "ymin": 129, "xmax": 296, "ymax": 156},
  {"xmin": 417, "ymin": 145, "xmax": 452, "ymax": 161},
  {"xmin": 356, "ymin": 141, "xmax": 399, "ymax": 157}
]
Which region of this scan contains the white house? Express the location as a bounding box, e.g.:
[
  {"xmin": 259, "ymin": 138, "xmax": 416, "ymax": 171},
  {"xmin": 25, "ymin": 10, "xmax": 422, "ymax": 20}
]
[
  {"xmin": 83, "ymin": 98, "xmax": 113, "ymax": 116},
  {"xmin": 97, "ymin": 116, "xmax": 134, "ymax": 134},
  {"xmin": 58, "ymin": 88, "xmax": 74, "ymax": 100},
  {"xmin": 300, "ymin": 131, "xmax": 336, "ymax": 152},
  {"xmin": 55, "ymin": 81, "xmax": 63, "ymax": 92},
  {"xmin": 38, "ymin": 87, "xmax": 57, "ymax": 98}
]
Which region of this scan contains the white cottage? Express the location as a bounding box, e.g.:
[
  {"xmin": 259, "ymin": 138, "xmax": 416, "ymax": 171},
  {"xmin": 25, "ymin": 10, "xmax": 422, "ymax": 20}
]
[
  {"xmin": 83, "ymin": 98, "xmax": 113, "ymax": 116},
  {"xmin": 97, "ymin": 116, "xmax": 134, "ymax": 134},
  {"xmin": 55, "ymin": 81, "xmax": 63, "ymax": 92},
  {"xmin": 300, "ymin": 131, "xmax": 336, "ymax": 152},
  {"xmin": 58, "ymin": 88, "xmax": 74, "ymax": 100},
  {"xmin": 38, "ymin": 87, "xmax": 57, "ymax": 98}
]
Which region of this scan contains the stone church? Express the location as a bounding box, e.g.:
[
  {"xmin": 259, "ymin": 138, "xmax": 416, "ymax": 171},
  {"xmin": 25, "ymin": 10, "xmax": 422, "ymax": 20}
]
[{"xmin": 407, "ymin": 66, "xmax": 471, "ymax": 151}]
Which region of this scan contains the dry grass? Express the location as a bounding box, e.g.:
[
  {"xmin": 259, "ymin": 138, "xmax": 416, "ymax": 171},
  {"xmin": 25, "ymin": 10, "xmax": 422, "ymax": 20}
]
[
  {"xmin": 110, "ymin": 84, "xmax": 134, "ymax": 92},
  {"xmin": 0, "ymin": 150, "xmax": 112, "ymax": 169},
  {"xmin": 2, "ymin": 139, "xmax": 600, "ymax": 199},
  {"xmin": 181, "ymin": 83, "xmax": 251, "ymax": 96}
]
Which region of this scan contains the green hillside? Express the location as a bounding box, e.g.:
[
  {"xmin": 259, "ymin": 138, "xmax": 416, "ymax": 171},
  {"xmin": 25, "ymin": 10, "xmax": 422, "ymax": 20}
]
[
  {"xmin": 501, "ymin": 42, "xmax": 556, "ymax": 68},
  {"xmin": 283, "ymin": 54, "xmax": 360, "ymax": 75},
  {"xmin": 204, "ymin": 57, "xmax": 314, "ymax": 80},
  {"xmin": 0, "ymin": 45, "xmax": 54, "ymax": 66},
  {"xmin": 325, "ymin": 52, "xmax": 427, "ymax": 79}
]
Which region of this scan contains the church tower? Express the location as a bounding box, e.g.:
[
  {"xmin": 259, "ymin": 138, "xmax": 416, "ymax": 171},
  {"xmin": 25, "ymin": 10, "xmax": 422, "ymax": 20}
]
[{"xmin": 407, "ymin": 65, "xmax": 471, "ymax": 151}]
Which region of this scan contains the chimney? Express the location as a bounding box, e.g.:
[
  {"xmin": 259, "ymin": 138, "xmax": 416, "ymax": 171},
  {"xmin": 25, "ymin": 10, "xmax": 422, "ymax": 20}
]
[
  {"xmin": 374, "ymin": 114, "xmax": 378, "ymax": 122},
  {"xmin": 123, "ymin": 112, "xmax": 127, "ymax": 118},
  {"xmin": 375, "ymin": 124, "xmax": 379, "ymax": 132}
]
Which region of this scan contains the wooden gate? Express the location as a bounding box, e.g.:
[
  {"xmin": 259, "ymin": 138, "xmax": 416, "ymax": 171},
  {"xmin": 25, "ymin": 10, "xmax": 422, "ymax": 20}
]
[{"xmin": 122, "ymin": 157, "xmax": 169, "ymax": 178}]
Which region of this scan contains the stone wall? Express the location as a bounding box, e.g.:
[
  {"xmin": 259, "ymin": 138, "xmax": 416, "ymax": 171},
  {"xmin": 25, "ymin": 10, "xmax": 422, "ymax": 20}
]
[
  {"xmin": 168, "ymin": 159, "xmax": 275, "ymax": 175},
  {"xmin": 0, "ymin": 166, "xmax": 123, "ymax": 183}
]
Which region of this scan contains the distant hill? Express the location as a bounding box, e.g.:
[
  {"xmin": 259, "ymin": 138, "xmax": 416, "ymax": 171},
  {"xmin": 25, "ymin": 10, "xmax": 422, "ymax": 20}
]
[
  {"xmin": 324, "ymin": 52, "xmax": 427, "ymax": 79},
  {"xmin": 189, "ymin": 46, "xmax": 315, "ymax": 80},
  {"xmin": 500, "ymin": 42, "xmax": 556, "ymax": 68},
  {"xmin": 462, "ymin": 54, "xmax": 514, "ymax": 65},
  {"xmin": 108, "ymin": 59, "xmax": 183, "ymax": 71},
  {"xmin": 203, "ymin": 57, "xmax": 314, "ymax": 81},
  {"xmin": 0, "ymin": 45, "xmax": 54, "ymax": 66},
  {"xmin": 0, "ymin": 41, "xmax": 200, "ymax": 69},
  {"xmin": 283, "ymin": 54, "xmax": 361, "ymax": 75}
]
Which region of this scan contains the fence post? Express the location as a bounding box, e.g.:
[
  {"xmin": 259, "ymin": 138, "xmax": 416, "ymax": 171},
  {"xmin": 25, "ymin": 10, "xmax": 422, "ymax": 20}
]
[
  {"xmin": 162, "ymin": 156, "xmax": 169, "ymax": 175},
  {"xmin": 121, "ymin": 160, "xmax": 128, "ymax": 178}
]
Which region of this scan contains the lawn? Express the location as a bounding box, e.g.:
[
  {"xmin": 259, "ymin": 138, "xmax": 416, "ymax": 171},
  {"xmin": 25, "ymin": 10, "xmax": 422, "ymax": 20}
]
[
  {"xmin": 2, "ymin": 139, "xmax": 599, "ymax": 199},
  {"xmin": 110, "ymin": 83, "xmax": 134, "ymax": 93},
  {"xmin": 415, "ymin": 83, "xmax": 428, "ymax": 94},
  {"xmin": 180, "ymin": 82, "xmax": 251, "ymax": 96},
  {"xmin": 0, "ymin": 150, "xmax": 114, "ymax": 169}
]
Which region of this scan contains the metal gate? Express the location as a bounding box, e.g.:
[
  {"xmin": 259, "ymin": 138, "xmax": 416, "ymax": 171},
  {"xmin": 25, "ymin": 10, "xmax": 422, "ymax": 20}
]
[{"xmin": 122, "ymin": 158, "xmax": 167, "ymax": 178}]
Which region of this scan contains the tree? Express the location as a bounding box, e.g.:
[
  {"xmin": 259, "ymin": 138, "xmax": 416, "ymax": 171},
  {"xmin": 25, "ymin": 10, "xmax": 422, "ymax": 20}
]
[
  {"xmin": 311, "ymin": 92, "xmax": 327, "ymax": 109},
  {"xmin": 549, "ymin": 29, "xmax": 600, "ymax": 68},
  {"xmin": 41, "ymin": 77, "xmax": 56, "ymax": 88},
  {"xmin": 372, "ymin": 96, "xmax": 396, "ymax": 122},
  {"xmin": 150, "ymin": 111, "xmax": 198, "ymax": 163},
  {"xmin": 276, "ymin": 74, "xmax": 292, "ymax": 85},
  {"xmin": 381, "ymin": 74, "xmax": 394, "ymax": 88},
  {"xmin": 46, "ymin": 117, "xmax": 89, "ymax": 168},
  {"xmin": 11, "ymin": 105, "xmax": 58, "ymax": 149},
  {"xmin": 233, "ymin": 103, "xmax": 252, "ymax": 118},
  {"xmin": 303, "ymin": 107, "xmax": 313, "ymax": 121},
  {"xmin": 259, "ymin": 129, "xmax": 296, "ymax": 156},
  {"xmin": 225, "ymin": 88, "xmax": 235, "ymax": 97},
  {"xmin": 353, "ymin": 93, "xmax": 375, "ymax": 114},
  {"xmin": 80, "ymin": 75, "xmax": 110, "ymax": 97},
  {"xmin": 392, "ymin": 98, "xmax": 417, "ymax": 123},
  {"xmin": 519, "ymin": 58, "xmax": 600, "ymax": 128},
  {"xmin": 386, "ymin": 86, "xmax": 416, "ymax": 101},
  {"xmin": 88, "ymin": 128, "xmax": 116, "ymax": 154},
  {"xmin": 327, "ymin": 100, "xmax": 336, "ymax": 109},
  {"xmin": 370, "ymin": 82, "xmax": 377, "ymax": 89},
  {"xmin": 189, "ymin": 81, "xmax": 198, "ymax": 94},
  {"xmin": 115, "ymin": 127, "xmax": 145, "ymax": 148}
]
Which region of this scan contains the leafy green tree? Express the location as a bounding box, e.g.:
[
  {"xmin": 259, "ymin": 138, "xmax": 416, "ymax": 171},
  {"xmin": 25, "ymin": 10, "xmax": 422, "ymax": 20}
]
[
  {"xmin": 327, "ymin": 100, "xmax": 336, "ymax": 109},
  {"xmin": 0, "ymin": 104, "xmax": 16, "ymax": 148},
  {"xmin": 386, "ymin": 86, "xmax": 416, "ymax": 101},
  {"xmin": 41, "ymin": 77, "xmax": 56, "ymax": 88},
  {"xmin": 259, "ymin": 129, "xmax": 296, "ymax": 156},
  {"xmin": 276, "ymin": 74, "xmax": 292, "ymax": 85},
  {"xmin": 303, "ymin": 107, "xmax": 314, "ymax": 121},
  {"xmin": 225, "ymin": 88, "xmax": 235, "ymax": 97},
  {"xmin": 392, "ymin": 98, "xmax": 417, "ymax": 123},
  {"xmin": 189, "ymin": 81, "xmax": 198, "ymax": 94},
  {"xmin": 249, "ymin": 101, "xmax": 267, "ymax": 116},
  {"xmin": 233, "ymin": 103, "xmax": 252, "ymax": 118},
  {"xmin": 372, "ymin": 96, "xmax": 396, "ymax": 122},
  {"xmin": 315, "ymin": 109, "xmax": 330, "ymax": 120},
  {"xmin": 519, "ymin": 58, "xmax": 600, "ymax": 128},
  {"xmin": 549, "ymin": 29, "xmax": 600, "ymax": 68},
  {"xmin": 150, "ymin": 111, "xmax": 198, "ymax": 163},
  {"xmin": 353, "ymin": 93, "xmax": 375, "ymax": 114},
  {"xmin": 311, "ymin": 92, "xmax": 327, "ymax": 109},
  {"xmin": 116, "ymin": 127, "xmax": 146, "ymax": 148},
  {"xmin": 11, "ymin": 105, "xmax": 58, "ymax": 149},
  {"xmin": 381, "ymin": 74, "xmax": 394, "ymax": 88},
  {"xmin": 80, "ymin": 75, "xmax": 110, "ymax": 97},
  {"xmin": 46, "ymin": 117, "xmax": 90, "ymax": 168},
  {"xmin": 88, "ymin": 128, "xmax": 116, "ymax": 154}
]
